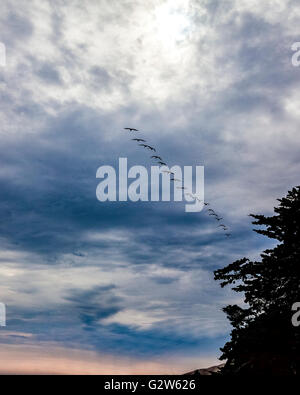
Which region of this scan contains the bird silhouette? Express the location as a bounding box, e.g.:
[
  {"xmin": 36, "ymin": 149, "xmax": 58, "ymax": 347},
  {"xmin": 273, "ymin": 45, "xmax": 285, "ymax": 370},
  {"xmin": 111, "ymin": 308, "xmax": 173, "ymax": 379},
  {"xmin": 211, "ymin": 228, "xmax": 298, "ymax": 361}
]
[
  {"xmin": 162, "ymin": 170, "xmax": 175, "ymax": 175},
  {"xmin": 151, "ymin": 156, "xmax": 163, "ymax": 160},
  {"xmin": 132, "ymin": 138, "xmax": 146, "ymax": 142},
  {"xmin": 139, "ymin": 144, "xmax": 156, "ymax": 152},
  {"xmin": 147, "ymin": 145, "xmax": 156, "ymax": 152},
  {"xmin": 125, "ymin": 128, "xmax": 139, "ymax": 132},
  {"xmin": 158, "ymin": 161, "xmax": 167, "ymax": 166},
  {"xmin": 192, "ymin": 195, "xmax": 203, "ymax": 202}
]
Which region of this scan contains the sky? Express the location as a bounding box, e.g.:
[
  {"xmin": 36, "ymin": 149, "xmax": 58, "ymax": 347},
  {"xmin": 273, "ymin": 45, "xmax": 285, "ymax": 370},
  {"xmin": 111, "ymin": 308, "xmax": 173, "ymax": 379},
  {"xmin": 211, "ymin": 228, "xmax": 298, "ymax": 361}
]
[{"xmin": 0, "ymin": 0, "xmax": 300, "ymax": 374}]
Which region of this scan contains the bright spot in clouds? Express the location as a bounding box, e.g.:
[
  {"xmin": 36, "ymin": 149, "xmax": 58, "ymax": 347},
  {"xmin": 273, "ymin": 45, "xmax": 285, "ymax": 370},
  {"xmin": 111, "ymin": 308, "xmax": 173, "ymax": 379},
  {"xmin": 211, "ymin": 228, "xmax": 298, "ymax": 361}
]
[{"xmin": 154, "ymin": 1, "xmax": 191, "ymax": 47}]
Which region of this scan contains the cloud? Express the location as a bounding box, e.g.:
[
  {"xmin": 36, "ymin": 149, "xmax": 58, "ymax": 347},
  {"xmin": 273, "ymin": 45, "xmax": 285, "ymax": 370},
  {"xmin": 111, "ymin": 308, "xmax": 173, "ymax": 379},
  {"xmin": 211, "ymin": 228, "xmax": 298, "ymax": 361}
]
[
  {"xmin": 64, "ymin": 285, "xmax": 122, "ymax": 328},
  {"xmin": 36, "ymin": 63, "xmax": 62, "ymax": 85}
]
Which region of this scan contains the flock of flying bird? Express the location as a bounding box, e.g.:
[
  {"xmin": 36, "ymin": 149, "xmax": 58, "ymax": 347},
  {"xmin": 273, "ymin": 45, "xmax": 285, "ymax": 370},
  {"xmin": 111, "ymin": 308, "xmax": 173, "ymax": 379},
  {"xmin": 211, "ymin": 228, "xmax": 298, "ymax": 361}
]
[{"xmin": 124, "ymin": 127, "xmax": 231, "ymax": 238}]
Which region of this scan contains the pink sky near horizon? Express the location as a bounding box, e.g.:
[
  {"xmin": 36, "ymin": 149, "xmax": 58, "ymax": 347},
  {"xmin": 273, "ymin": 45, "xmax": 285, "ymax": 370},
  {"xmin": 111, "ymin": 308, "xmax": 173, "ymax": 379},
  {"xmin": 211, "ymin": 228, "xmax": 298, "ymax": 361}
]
[{"xmin": 0, "ymin": 341, "xmax": 219, "ymax": 375}]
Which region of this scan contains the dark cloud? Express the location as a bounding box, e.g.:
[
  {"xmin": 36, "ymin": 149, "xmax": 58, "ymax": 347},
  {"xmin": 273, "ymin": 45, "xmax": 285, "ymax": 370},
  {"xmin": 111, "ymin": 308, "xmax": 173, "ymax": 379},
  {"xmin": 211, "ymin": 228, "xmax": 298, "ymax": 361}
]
[
  {"xmin": 36, "ymin": 63, "xmax": 62, "ymax": 85},
  {"xmin": 89, "ymin": 66, "xmax": 112, "ymax": 90},
  {"xmin": 0, "ymin": 11, "xmax": 33, "ymax": 45},
  {"xmin": 64, "ymin": 285, "xmax": 122, "ymax": 329},
  {"xmin": 0, "ymin": 101, "xmax": 269, "ymax": 269},
  {"xmin": 4, "ymin": 304, "xmax": 228, "ymax": 357}
]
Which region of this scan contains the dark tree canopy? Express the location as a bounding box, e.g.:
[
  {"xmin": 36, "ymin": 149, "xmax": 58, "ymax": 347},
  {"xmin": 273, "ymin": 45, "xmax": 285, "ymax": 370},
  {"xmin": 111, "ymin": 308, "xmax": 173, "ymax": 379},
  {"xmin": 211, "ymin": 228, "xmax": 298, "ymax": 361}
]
[{"xmin": 214, "ymin": 186, "xmax": 300, "ymax": 375}]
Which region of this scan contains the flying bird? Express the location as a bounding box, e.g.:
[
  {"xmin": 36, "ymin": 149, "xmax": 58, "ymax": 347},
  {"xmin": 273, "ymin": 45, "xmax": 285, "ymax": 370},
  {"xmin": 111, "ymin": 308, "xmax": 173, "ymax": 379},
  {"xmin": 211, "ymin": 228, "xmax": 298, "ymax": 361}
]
[
  {"xmin": 171, "ymin": 178, "xmax": 181, "ymax": 182},
  {"xmin": 162, "ymin": 170, "xmax": 175, "ymax": 175},
  {"xmin": 151, "ymin": 156, "xmax": 163, "ymax": 160},
  {"xmin": 177, "ymin": 186, "xmax": 187, "ymax": 190},
  {"xmin": 158, "ymin": 161, "xmax": 167, "ymax": 166},
  {"xmin": 132, "ymin": 138, "xmax": 146, "ymax": 142},
  {"xmin": 146, "ymin": 145, "xmax": 156, "ymax": 152},
  {"xmin": 194, "ymin": 196, "xmax": 203, "ymax": 202},
  {"xmin": 185, "ymin": 192, "xmax": 200, "ymax": 199},
  {"xmin": 139, "ymin": 144, "xmax": 156, "ymax": 152},
  {"xmin": 124, "ymin": 128, "xmax": 139, "ymax": 132}
]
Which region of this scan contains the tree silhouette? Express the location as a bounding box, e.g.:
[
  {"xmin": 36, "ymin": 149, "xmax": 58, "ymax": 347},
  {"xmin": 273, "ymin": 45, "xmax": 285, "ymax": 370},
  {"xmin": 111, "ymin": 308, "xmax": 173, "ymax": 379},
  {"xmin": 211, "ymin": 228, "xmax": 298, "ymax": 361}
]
[{"xmin": 214, "ymin": 186, "xmax": 300, "ymax": 375}]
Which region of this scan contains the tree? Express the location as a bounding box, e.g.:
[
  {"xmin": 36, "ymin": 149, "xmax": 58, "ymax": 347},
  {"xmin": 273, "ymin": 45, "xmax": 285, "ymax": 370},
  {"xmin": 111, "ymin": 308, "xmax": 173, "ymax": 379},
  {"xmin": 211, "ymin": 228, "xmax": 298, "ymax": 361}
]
[{"xmin": 214, "ymin": 186, "xmax": 300, "ymax": 375}]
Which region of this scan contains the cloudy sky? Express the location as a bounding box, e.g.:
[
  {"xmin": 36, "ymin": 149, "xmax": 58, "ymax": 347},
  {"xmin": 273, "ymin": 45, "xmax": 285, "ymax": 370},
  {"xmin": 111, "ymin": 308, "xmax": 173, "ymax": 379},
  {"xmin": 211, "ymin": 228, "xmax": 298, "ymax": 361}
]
[{"xmin": 0, "ymin": 0, "xmax": 299, "ymax": 374}]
